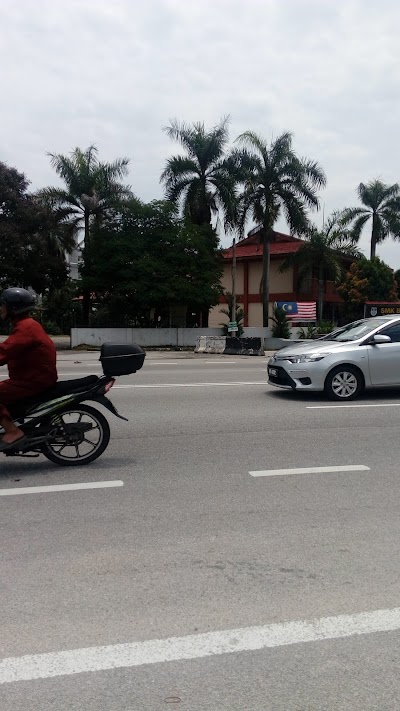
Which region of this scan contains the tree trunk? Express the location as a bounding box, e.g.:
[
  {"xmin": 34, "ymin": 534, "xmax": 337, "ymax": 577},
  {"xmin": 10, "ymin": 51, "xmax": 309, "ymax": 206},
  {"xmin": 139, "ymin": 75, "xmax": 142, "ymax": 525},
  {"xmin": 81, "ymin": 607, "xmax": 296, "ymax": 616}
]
[
  {"xmin": 262, "ymin": 229, "xmax": 271, "ymax": 327},
  {"xmin": 82, "ymin": 210, "xmax": 91, "ymax": 325},
  {"xmin": 318, "ymin": 265, "xmax": 324, "ymax": 325},
  {"xmin": 370, "ymin": 213, "xmax": 378, "ymax": 259}
]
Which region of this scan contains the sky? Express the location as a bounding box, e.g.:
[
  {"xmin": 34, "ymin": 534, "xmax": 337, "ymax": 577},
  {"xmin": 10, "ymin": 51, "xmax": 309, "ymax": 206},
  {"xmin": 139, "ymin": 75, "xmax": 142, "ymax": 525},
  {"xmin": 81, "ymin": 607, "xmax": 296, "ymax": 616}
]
[{"xmin": 2, "ymin": 0, "xmax": 400, "ymax": 265}]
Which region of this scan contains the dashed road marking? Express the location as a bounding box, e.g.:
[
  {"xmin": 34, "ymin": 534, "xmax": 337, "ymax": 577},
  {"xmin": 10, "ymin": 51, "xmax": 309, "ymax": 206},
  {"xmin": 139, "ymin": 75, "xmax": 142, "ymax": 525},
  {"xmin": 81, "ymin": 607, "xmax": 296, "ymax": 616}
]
[
  {"xmin": 0, "ymin": 481, "xmax": 124, "ymax": 496},
  {"xmin": 1, "ymin": 606, "xmax": 400, "ymax": 684},
  {"xmin": 249, "ymin": 465, "xmax": 370, "ymax": 477},
  {"xmin": 307, "ymin": 403, "xmax": 400, "ymax": 409}
]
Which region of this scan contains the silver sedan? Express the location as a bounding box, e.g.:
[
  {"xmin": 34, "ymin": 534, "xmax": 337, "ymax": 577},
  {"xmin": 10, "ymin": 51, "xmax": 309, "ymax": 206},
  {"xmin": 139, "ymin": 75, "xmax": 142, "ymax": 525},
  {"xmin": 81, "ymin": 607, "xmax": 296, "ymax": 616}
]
[{"xmin": 268, "ymin": 315, "xmax": 400, "ymax": 400}]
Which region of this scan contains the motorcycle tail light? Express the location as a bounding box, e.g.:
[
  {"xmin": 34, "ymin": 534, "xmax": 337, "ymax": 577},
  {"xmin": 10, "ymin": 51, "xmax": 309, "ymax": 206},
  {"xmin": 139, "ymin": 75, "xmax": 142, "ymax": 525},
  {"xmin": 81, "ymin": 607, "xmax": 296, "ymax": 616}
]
[{"xmin": 105, "ymin": 378, "xmax": 116, "ymax": 393}]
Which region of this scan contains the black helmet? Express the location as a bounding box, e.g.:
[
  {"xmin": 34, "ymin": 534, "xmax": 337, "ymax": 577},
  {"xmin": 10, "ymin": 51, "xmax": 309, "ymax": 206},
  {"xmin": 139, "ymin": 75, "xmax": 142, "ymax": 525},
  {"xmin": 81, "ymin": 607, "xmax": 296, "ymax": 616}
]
[{"xmin": 0, "ymin": 287, "xmax": 35, "ymax": 316}]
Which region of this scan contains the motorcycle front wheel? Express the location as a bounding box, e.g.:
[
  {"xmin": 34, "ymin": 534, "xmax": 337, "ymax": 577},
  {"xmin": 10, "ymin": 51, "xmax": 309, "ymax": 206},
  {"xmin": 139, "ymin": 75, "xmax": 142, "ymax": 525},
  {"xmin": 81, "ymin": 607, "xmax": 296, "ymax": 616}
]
[{"xmin": 41, "ymin": 404, "xmax": 111, "ymax": 466}]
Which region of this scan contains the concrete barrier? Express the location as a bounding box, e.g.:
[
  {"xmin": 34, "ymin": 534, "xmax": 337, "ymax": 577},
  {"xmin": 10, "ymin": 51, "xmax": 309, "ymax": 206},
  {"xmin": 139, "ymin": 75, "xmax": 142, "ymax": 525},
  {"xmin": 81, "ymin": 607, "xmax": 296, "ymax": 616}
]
[
  {"xmin": 71, "ymin": 327, "xmax": 222, "ymax": 349},
  {"xmin": 195, "ymin": 336, "xmax": 226, "ymax": 353},
  {"xmin": 223, "ymin": 337, "xmax": 265, "ymax": 356},
  {"xmin": 195, "ymin": 335, "xmax": 265, "ymax": 355}
]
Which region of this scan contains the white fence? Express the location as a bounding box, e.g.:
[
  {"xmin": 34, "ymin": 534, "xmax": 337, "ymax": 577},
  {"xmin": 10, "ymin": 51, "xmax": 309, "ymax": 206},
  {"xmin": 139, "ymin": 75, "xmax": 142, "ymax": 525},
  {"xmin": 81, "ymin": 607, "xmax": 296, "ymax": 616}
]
[{"xmin": 70, "ymin": 327, "xmax": 286, "ymax": 348}]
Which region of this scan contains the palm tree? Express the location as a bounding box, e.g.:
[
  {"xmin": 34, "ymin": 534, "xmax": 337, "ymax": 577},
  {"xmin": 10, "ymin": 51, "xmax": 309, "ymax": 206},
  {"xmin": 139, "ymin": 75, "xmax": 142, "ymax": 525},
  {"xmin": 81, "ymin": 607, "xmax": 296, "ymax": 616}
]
[
  {"xmin": 280, "ymin": 213, "xmax": 361, "ymax": 323},
  {"xmin": 33, "ymin": 194, "xmax": 81, "ymax": 257},
  {"xmin": 40, "ymin": 145, "xmax": 131, "ymax": 322},
  {"xmin": 161, "ymin": 117, "xmax": 238, "ymax": 229},
  {"xmin": 231, "ymin": 131, "xmax": 326, "ymax": 326},
  {"xmin": 340, "ymin": 180, "xmax": 400, "ymax": 259}
]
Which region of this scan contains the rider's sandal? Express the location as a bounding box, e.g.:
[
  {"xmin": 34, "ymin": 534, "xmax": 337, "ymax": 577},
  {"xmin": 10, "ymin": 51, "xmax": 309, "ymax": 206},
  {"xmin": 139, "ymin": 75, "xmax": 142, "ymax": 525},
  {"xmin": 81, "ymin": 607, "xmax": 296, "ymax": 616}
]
[{"xmin": 0, "ymin": 436, "xmax": 28, "ymax": 452}]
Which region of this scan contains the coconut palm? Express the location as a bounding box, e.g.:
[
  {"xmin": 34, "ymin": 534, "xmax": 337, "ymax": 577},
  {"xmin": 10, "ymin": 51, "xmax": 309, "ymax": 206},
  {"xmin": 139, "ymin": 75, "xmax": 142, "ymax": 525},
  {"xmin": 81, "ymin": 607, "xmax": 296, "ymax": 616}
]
[
  {"xmin": 280, "ymin": 212, "xmax": 361, "ymax": 323},
  {"xmin": 340, "ymin": 180, "xmax": 400, "ymax": 259},
  {"xmin": 40, "ymin": 146, "xmax": 131, "ymax": 321},
  {"xmin": 161, "ymin": 117, "xmax": 238, "ymax": 229},
  {"xmin": 231, "ymin": 131, "xmax": 326, "ymax": 326}
]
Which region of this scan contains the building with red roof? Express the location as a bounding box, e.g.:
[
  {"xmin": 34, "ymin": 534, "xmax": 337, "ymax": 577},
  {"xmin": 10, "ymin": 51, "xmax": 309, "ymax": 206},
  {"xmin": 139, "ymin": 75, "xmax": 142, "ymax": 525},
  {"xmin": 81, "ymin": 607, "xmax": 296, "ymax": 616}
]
[{"xmin": 209, "ymin": 229, "xmax": 352, "ymax": 327}]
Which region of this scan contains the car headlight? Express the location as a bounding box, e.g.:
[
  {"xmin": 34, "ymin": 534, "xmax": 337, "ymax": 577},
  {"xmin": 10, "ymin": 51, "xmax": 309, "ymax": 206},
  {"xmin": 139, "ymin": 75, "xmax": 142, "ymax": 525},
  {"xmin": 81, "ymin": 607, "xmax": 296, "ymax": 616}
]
[{"xmin": 286, "ymin": 352, "xmax": 332, "ymax": 364}]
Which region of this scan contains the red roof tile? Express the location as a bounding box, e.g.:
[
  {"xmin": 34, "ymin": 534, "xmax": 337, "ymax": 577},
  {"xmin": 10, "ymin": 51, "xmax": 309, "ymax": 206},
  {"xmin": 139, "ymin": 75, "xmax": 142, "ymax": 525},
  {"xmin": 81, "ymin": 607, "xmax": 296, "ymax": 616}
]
[{"xmin": 223, "ymin": 240, "xmax": 302, "ymax": 260}]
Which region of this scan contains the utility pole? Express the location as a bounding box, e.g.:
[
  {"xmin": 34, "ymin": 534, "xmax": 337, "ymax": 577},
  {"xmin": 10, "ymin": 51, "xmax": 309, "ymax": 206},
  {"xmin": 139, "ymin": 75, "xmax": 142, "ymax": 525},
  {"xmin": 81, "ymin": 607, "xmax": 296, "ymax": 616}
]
[{"xmin": 231, "ymin": 236, "xmax": 238, "ymax": 336}]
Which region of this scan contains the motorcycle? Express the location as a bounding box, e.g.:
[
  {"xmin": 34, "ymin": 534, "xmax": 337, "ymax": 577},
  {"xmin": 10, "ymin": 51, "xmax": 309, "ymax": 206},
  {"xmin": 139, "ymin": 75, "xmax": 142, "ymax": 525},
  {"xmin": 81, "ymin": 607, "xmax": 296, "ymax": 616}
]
[{"xmin": 3, "ymin": 343, "xmax": 145, "ymax": 466}]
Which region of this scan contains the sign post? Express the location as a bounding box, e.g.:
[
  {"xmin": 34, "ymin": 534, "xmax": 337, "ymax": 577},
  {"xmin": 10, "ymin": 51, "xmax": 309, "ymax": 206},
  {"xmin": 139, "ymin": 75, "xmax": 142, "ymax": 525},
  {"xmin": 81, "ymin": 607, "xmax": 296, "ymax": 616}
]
[{"xmin": 228, "ymin": 321, "xmax": 238, "ymax": 334}]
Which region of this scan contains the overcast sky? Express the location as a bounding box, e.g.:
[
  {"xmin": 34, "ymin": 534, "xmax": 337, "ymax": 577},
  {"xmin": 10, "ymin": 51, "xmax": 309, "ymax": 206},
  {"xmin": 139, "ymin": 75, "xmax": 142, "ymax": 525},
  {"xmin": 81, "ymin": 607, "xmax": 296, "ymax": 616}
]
[{"xmin": 2, "ymin": 0, "xmax": 400, "ymax": 265}]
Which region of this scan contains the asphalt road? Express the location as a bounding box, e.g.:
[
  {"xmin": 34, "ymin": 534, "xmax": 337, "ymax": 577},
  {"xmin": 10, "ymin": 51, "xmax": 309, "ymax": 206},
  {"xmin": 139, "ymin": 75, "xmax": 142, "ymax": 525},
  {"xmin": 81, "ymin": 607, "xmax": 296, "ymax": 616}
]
[{"xmin": 1, "ymin": 352, "xmax": 400, "ymax": 710}]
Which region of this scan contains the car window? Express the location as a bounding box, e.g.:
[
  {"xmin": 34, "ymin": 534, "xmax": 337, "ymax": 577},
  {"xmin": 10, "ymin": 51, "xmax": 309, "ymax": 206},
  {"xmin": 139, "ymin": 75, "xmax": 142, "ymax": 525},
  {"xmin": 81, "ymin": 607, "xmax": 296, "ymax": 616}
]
[
  {"xmin": 320, "ymin": 318, "xmax": 391, "ymax": 342},
  {"xmin": 380, "ymin": 324, "xmax": 400, "ymax": 342}
]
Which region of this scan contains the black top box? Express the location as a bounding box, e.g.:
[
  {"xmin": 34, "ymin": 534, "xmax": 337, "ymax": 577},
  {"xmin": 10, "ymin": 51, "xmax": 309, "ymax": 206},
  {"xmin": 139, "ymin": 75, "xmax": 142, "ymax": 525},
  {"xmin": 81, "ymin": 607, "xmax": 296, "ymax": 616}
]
[{"xmin": 100, "ymin": 343, "xmax": 145, "ymax": 376}]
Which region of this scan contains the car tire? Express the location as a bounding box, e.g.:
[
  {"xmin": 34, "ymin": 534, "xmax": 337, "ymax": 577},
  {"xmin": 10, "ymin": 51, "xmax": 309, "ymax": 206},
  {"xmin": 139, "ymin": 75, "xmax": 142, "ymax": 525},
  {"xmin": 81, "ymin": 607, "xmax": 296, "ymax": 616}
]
[{"xmin": 324, "ymin": 365, "xmax": 364, "ymax": 401}]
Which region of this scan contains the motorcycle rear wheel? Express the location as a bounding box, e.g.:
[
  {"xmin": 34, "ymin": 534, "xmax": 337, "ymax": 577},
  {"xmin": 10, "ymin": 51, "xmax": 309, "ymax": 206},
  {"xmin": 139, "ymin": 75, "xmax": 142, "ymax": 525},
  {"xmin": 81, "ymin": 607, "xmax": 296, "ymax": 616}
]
[{"xmin": 41, "ymin": 404, "xmax": 111, "ymax": 466}]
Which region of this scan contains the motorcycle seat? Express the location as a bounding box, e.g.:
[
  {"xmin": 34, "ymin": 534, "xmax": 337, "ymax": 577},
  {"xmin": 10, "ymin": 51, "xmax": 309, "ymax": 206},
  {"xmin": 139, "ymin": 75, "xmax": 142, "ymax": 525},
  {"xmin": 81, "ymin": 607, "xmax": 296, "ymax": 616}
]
[
  {"xmin": 10, "ymin": 376, "xmax": 100, "ymax": 418},
  {"xmin": 50, "ymin": 375, "xmax": 100, "ymax": 397}
]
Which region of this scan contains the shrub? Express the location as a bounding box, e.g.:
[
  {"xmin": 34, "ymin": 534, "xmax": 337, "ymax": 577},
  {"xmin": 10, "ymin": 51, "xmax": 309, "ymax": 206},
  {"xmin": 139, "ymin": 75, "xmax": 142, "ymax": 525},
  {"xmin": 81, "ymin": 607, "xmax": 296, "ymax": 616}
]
[{"xmin": 271, "ymin": 307, "xmax": 291, "ymax": 338}]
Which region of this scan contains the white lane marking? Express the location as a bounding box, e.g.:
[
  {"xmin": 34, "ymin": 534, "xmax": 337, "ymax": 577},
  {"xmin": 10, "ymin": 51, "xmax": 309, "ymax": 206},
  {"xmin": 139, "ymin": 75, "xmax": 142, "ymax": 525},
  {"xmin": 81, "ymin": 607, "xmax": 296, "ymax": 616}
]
[
  {"xmin": 203, "ymin": 361, "xmax": 238, "ymax": 364},
  {"xmin": 57, "ymin": 361, "xmax": 100, "ymax": 365},
  {"xmin": 1, "ymin": 606, "xmax": 400, "ymax": 684},
  {"xmin": 114, "ymin": 381, "xmax": 267, "ymax": 389},
  {"xmin": 147, "ymin": 362, "xmax": 179, "ymax": 365},
  {"xmin": 249, "ymin": 465, "xmax": 370, "ymax": 478},
  {"xmin": 0, "ymin": 481, "xmax": 123, "ymax": 497},
  {"xmin": 307, "ymin": 403, "xmax": 400, "ymax": 409}
]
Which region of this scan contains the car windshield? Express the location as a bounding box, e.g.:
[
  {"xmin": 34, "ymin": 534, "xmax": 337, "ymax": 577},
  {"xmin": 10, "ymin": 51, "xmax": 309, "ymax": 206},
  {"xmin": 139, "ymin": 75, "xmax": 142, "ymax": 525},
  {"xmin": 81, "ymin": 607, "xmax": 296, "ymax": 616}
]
[{"xmin": 319, "ymin": 318, "xmax": 390, "ymax": 342}]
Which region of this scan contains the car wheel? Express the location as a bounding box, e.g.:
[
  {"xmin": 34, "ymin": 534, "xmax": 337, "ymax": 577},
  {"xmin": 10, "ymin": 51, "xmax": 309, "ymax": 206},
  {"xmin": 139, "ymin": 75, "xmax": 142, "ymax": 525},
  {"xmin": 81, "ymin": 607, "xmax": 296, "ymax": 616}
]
[{"xmin": 324, "ymin": 366, "xmax": 363, "ymax": 401}]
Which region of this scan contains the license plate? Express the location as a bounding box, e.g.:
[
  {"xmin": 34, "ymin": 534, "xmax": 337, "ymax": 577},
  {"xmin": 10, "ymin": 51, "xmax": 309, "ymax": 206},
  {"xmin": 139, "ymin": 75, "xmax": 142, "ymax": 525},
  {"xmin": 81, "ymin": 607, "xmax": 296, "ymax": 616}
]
[{"xmin": 269, "ymin": 367, "xmax": 277, "ymax": 377}]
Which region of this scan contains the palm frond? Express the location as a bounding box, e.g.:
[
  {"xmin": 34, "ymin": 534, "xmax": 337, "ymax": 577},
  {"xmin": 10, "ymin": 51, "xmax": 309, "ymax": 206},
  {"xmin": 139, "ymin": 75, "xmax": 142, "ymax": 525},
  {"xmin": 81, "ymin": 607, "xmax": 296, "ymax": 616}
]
[
  {"xmin": 381, "ymin": 182, "xmax": 400, "ymax": 202},
  {"xmin": 339, "ymin": 206, "xmax": 370, "ymax": 225},
  {"xmin": 36, "ymin": 187, "xmax": 82, "ymax": 212},
  {"xmin": 98, "ymin": 157, "xmax": 130, "ymax": 181},
  {"xmin": 358, "ymin": 179, "xmax": 390, "ymax": 211},
  {"xmin": 235, "ymin": 131, "xmax": 269, "ymax": 164},
  {"xmin": 270, "ymin": 131, "xmax": 293, "ymax": 165},
  {"xmin": 280, "ymin": 190, "xmax": 310, "ymax": 234},
  {"xmin": 48, "ymin": 153, "xmax": 84, "ymax": 196},
  {"xmin": 298, "ymin": 157, "xmax": 327, "ymax": 189},
  {"xmin": 160, "ymin": 156, "xmax": 199, "ymax": 188},
  {"xmin": 209, "ymin": 172, "xmax": 239, "ymax": 231},
  {"xmin": 347, "ymin": 212, "xmax": 371, "ymax": 241}
]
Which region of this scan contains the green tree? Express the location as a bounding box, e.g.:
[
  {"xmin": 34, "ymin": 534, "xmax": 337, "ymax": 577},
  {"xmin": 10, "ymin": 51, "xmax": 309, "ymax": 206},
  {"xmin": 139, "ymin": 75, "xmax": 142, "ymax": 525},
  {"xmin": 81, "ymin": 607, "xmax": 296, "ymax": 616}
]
[
  {"xmin": 83, "ymin": 200, "xmax": 223, "ymax": 324},
  {"xmin": 0, "ymin": 161, "xmax": 69, "ymax": 293},
  {"xmin": 231, "ymin": 131, "xmax": 326, "ymax": 326},
  {"xmin": 41, "ymin": 282, "xmax": 82, "ymax": 334},
  {"xmin": 340, "ymin": 180, "xmax": 400, "ymax": 259},
  {"xmin": 161, "ymin": 117, "xmax": 238, "ymax": 228},
  {"xmin": 280, "ymin": 213, "xmax": 360, "ymax": 323},
  {"xmin": 40, "ymin": 145, "xmax": 131, "ymax": 322},
  {"xmin": 395, "ymin": 269, "xmax": 400, "ymax": 299},
  {"xmin": 338, "ymin": 257, "xmax": 398, "ymax": 305}
]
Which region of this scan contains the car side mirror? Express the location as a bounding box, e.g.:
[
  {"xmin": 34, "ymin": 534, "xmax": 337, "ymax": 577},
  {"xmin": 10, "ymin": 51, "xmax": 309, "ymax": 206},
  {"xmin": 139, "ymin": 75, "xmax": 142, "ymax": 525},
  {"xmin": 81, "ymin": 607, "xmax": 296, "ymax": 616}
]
[{"xmin": 372, "ymin": 334, "xmax": 391, "ymax": 344}]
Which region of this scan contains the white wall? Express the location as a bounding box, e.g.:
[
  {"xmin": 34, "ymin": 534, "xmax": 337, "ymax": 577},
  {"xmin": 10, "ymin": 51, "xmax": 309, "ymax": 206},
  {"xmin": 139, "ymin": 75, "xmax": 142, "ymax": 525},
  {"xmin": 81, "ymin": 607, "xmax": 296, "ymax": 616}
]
[{"xmin": 71, "ymin": 326, "xmax": 304, "ymax": 348}]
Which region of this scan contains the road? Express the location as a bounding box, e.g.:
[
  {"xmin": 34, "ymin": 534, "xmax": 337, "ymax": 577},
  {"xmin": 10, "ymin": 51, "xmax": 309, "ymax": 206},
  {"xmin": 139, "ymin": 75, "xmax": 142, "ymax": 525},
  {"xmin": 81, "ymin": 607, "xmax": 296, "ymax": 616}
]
[{"xmin": 1, "ymin": 352, "xmax": 400, "ymax": 710}]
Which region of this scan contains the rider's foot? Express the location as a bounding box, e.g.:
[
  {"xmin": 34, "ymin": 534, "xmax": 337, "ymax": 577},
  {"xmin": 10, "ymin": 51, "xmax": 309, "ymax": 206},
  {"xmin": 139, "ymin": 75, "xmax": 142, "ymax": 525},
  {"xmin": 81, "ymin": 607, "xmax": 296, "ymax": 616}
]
[{"xmin": 1, "ymin": 429, "xmax": 25, "ymax": 445}]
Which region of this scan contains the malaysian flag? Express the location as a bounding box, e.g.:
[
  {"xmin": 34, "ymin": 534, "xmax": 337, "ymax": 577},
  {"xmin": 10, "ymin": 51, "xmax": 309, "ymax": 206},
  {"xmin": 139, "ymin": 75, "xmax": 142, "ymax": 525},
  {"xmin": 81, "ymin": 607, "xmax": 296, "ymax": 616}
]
[{"xmin": 275, "ymin": 302, "xmax": 317, "ymax": 321}]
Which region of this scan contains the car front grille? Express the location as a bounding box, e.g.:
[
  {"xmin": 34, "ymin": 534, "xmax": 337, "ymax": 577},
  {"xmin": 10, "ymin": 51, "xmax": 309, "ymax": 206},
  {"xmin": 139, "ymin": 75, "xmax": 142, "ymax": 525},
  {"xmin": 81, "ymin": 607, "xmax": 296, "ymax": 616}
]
[{"xmin": 268, "ymin": 365, "xmax": 296, "ymax": 388}]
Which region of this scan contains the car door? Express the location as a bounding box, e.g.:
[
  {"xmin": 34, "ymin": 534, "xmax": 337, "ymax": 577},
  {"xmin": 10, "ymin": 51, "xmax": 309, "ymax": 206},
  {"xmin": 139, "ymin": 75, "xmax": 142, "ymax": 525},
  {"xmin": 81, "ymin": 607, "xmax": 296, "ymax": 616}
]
[{"xmin": 368, "ymin": 323, "xmax": 400, "ymax": 386}]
